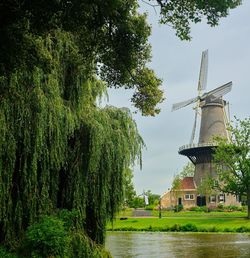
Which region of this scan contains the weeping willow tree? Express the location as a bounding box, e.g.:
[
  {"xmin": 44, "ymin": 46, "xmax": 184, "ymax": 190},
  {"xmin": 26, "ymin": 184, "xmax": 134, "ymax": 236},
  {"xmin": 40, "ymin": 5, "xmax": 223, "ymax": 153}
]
[{"xmin": 0, "ymin": 29, "xmax": 143, "ymax": 250}]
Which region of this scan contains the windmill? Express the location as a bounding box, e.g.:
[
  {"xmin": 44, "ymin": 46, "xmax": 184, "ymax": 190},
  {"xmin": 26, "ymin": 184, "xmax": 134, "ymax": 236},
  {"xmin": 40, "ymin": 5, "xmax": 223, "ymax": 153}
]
[
  {"xmin": 172, "ymin": 50, "xmax": 232, "ymax": 144},
  {"xmin": 172, "ymin": 50, "xmax": 232, "ymax": 192}
]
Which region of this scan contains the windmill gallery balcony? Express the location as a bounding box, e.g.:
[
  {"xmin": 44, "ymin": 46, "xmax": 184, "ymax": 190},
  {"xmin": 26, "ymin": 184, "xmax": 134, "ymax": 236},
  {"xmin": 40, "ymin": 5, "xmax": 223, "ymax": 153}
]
[{"xmin": 178, "ymin": 142, "xmax": 218, "ymax": 164}]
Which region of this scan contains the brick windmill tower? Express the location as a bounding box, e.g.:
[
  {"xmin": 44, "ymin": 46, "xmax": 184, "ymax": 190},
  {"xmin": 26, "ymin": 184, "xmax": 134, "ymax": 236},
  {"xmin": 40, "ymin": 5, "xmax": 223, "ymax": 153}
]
[{"xmin": 172, "ymin": 50, "xmax": 232, "ymax": 205}]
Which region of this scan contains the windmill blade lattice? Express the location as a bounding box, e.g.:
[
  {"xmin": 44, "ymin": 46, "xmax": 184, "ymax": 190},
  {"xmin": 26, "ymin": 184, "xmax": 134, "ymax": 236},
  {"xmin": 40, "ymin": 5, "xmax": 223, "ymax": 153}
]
[
  {"xmin": 203, "ymin": 81, "xmax": 232, "ymax": 100},
  {"xmin": 198, "ymin": 49, "xmax": 208, "ymax": 92},
  {"xmin": 190, "ymin": 108, "xmax": 198, "ymax": 144},
  {"xmin": 171, "ymin": 96, "xmax": 198, "ymax": 111}
]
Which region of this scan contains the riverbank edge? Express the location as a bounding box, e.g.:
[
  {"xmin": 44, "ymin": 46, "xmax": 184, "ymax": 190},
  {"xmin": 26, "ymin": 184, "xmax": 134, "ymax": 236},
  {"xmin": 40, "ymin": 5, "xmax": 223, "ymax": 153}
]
[
  {"xmin": 107, "ymin": 223, "xmax": 250, "ymax": 233},
  {"xmin": 106, "ymin": 230, "xmax": 250, "ymax": 235}
]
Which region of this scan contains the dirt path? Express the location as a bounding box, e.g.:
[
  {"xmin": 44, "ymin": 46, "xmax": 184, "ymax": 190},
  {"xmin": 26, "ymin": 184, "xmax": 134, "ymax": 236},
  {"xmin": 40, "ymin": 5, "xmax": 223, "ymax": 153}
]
[{"xmin": 132, "ymin": 209, "xmax": 152, "ymax": 217}]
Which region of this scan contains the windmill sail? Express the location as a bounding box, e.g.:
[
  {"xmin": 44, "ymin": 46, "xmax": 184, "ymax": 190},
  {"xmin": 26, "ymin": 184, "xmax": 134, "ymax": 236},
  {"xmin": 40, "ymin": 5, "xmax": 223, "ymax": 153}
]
[
  {"xmin": 171, "ymin": 50, "xmax": 232, "ymax": 147},
  {"xmin": 172, "ymin": 96, "xmax": 198, "ymax": 111},
  {"xmin": 190, "ymin": 109, "xmax": 198, "ymax": 144},
  {"xmin": 203, "ymin": 81, "xmax": 232, "ymax": 100},
  {"xmin": 198, "ymin": 49, "xmax": 208, "ymax": 92}
]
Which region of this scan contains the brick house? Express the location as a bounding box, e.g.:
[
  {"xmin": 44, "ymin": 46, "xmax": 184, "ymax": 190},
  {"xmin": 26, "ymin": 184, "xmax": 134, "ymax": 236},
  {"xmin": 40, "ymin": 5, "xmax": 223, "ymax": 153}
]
[{"xmin": 160, "ymin": 176, "xmax": 240, "ymax": 210}]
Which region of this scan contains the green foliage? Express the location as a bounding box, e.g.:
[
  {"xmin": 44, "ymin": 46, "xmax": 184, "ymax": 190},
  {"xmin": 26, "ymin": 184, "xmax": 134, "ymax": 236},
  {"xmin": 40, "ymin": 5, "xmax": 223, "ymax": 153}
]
[
  {"xmin": 108, "ymin": 215, "xmax": 250, "ymax": 233},
  {"xmin": 171, "ymin": 175, "xmax": 182, "ymax": 207},
  {"xmin": 0, "ymin": 247, "xmax": 18, "ymax": 258},
  {"xmin": 144, "ymin": 190, "xmax": 160, "ymax": 206},
  {"xmin": 213, "ymin": 117, "xmax": 250, "ymax": 218},
  {"xmin": 57, "ymin": 209, "xmax": 82, "ymax": 232},
  {"xmin": 144, "ymin": 205, "xmax": 156, "ymax": 210},
  {"xmin": 128, "ymin": 190, "xmax": 160, "ymax": 209},
  {"xmin": 0, "ymin": 1, "xmax": 241, "ymax": 114},
  {"xmin": 0, "ymin": 0, "xmax": 164, "ymax": 116},
  {"xmin": 68, "ymin": 232, "xmax": 112, "ymax": 258},
  {"xmin": 180, "ymin": 223, "xmax": 198, "ymax": 232},
  {"xmin": 171, "ymin": 175, "xmax": 182, "ymax": 191},
  {"xmin": 197, "ymin": 176, "xmax": 214, "ymax": 198},
  {"xmin": 21, "ymin": 215, "xmax": 112, "ymax": 258},
  {"xmin": 130, "ymin": 197, "xmax": 145, "ymax": 209},
  {"xmin": 123, "ymin": 168, "xmax": 137, "ymax": 208},
  {"xmin": 157, "ymin": 0, "xmax": 242, "ymax": 40},
  {"xmin": 179, "ymin": 162, "xmax": 195, "ymax": 178},
  {"xmin": 23, "ymin": 216, "xmax": 69, "ymax": 258},
  {"xmin": 214, "ymin": 205, "xmax": 246, "ymax": 212},
  {"xmin": 189, "ymin": 206, "xmax": 209, "ymax": 212},
  {"xmin": 174, "ymin": 204, "xmax": 183, "ymax": 212},
  {"xmin": 0, "ymin": 30, "xmax": 144, "ymax": 249},
  {"xmin": 170, "ymin": 163, "xmax": 195, "ymax": 205}
]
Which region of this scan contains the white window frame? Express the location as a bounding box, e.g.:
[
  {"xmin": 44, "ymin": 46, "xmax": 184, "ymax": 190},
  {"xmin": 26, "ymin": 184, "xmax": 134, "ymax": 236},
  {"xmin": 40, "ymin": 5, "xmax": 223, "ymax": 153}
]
[
  {"xmin": 210, "ymin": 195, "xmax": 216, "ymax": 203},
  {"xmin": 184, "ymin": 194, "xmax": 194, "ymax": 200},
  {"xmin": 219, "ymin": 194, "xmax": 225, "ymax": 203}
]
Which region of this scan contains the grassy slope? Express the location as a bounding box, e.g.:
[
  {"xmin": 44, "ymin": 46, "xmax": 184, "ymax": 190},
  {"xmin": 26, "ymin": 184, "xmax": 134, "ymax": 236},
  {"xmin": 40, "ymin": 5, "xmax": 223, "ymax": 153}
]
[{"xmin": 109, "ymin": 211, "xmax": 250, "ymax": 232}]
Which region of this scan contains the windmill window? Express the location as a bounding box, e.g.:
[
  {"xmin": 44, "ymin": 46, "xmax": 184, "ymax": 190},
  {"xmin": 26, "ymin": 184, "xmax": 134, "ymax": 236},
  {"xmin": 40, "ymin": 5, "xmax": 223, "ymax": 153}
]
[{"xmin": 184, "ymin": 194, "xmax": 194, "ymax": 200}]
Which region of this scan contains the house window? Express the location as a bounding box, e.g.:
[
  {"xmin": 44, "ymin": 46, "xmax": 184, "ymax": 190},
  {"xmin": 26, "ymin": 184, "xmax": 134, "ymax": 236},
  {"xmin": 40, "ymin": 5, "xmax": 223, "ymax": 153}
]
[
  {"xmin": 184, "ymin": 194, "xmax": 194, "ymax": 200},
  {"xmin": 210, "ymin": 195, "xmax": 216, "ymax": 203},
  {"xmin": 219, "ymin": 194, "xmax": 225, "ymax": 203}
]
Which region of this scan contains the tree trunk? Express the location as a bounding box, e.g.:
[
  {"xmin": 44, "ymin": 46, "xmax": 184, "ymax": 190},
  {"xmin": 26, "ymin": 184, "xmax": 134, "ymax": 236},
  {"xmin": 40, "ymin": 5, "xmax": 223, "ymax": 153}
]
[{"xmin": 247, "ymin": 190, "xmax": 250, "ymax": 219}]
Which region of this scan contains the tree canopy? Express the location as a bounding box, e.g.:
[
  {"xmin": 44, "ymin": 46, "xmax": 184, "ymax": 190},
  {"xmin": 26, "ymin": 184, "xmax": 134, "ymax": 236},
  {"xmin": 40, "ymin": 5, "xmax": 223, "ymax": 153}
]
[
  {"xmin": 0, "ymin": 0, "xmax": 164, "ymax": 116},
  {"xmin": 155, "ymin": 0, "xmax": 242, "ymax": 40},
  {"xmin": 0, "ymin": 0, "xmax": 242, "ymax": 115},
  {"xmin": 213, "ymin": 117, "xmax": 250, "ymax": 218},
  {"xmin": 179, "ymin": 162, "xmax": 195, "ymax": 178}
]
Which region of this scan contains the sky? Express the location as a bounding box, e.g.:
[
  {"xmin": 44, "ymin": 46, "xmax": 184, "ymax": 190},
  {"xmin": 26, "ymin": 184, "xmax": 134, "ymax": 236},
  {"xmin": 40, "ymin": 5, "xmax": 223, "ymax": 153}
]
[{"xmin": 105, "ymin": 1, "xmax": 250, "ymax": 195}]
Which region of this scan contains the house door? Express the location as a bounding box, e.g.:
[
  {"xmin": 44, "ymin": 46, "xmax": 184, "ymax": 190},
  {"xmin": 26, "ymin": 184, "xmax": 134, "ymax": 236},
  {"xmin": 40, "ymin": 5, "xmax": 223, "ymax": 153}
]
[
  {"xmin": 178, "ymin": 197, "xmax": 182, "ymax": 205},
  {"xmin": 197, "ymin": 196, "xmax": 206, "ymax": 206}
]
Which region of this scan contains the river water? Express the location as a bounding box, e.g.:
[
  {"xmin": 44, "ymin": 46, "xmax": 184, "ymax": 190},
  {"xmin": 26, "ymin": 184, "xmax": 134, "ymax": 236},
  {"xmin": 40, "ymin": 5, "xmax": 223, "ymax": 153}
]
[{"xmin": 105, "ymin": 232, "xmax": 250, "ymax": 258}]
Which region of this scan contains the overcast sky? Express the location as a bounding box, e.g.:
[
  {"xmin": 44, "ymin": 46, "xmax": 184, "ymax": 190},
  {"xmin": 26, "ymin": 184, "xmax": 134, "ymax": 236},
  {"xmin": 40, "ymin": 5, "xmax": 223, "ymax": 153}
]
[{"xmin": 105, "ymin": 1, "xmax": 250, "ymax": 195}]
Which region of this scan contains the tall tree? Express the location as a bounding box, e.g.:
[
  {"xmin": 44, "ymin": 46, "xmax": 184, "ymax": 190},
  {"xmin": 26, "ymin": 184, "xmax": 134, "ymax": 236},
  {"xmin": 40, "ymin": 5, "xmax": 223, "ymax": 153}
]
[
  {"xmin": 197, "ymin": 176, "xmax": 215, "ymax": 210},
  {"xmin": 213, "ymin": 117, "xmax": 250, "ymax": 218},
  {"xmin": 179, "ymin": 162, "xmax": 195, "ymax": 178},
  {"xmin": 123, "ymin": 168, "xmax": 137, "ymax": 207},
  {"xmin": 171, "ymin": 174, "xmax": 182, "ymax": 211}
]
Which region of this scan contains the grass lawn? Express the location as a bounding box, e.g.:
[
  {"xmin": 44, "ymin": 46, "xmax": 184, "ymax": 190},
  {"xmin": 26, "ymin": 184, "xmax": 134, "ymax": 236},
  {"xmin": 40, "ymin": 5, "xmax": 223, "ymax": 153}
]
[
  {"xmin": 109, "ymin": 210, "xmax": 250, "ymax": 233},
  {"xmin": 151, "ymin": 210, "xmax": 247, "ymax": 217}
]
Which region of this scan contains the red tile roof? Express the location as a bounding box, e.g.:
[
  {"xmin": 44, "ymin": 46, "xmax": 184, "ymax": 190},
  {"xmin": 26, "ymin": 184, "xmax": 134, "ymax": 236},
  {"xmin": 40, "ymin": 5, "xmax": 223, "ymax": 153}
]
[{"xmin": 180, "ymin": 177, "xmax": 196, "ymax": 189}]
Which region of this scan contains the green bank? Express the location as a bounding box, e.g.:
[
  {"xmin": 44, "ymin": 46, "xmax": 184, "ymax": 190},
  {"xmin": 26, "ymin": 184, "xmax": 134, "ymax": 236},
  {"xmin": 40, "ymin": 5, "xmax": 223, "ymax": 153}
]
[{"xmin": 107, "ymin": 212, "xmax": 250, "ymax": 233}]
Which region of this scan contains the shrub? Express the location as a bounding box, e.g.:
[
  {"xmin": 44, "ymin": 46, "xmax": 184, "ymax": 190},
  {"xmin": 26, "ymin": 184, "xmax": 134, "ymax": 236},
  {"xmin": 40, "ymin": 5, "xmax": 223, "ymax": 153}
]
[
  {"xmin": 23, "ymin": 216, "xmax": 69, "ymax": 258},
  {"xmin": 189, "ymin": 206, "xmax": 200, "ymax": 211},
  {"xmin": 217, "ymin": 204, "xmax": 224, "ymax": 210},
  {"xmin": 0, "ymin": 247, "xmax": 18, "ymax": 258},
  {"xmin": 174, "ymin": 204, "xmax": 183, "ymax": 212},
  {"xmin": 235, "ymin": 226, "xmax": 250, "ymax": 233},
  {"xmin": 145, "ymin": 205, "xmax": 155, "ymax": 210},
  {"xmin": 208, "ymin": 226, "xmax": 218, "ymax": 232},
  {"xmin": 226, "ymin": 205, "xmax": 239, "ymax": 211},
  {"xmin": 223, "ymin": 228, "xmax": 231, "ymax": 232},
  {"xmin": 181, "ymin": 223, "xmax": 198, "ymax": 232},
  {"xmin": 189, "ymin": 206, "xmax": 209, "ymax": 212},
  {"xmin": 215, "ymin": 205, "xmax": 244, "ymax": 212},
  {"xmin": 170, "ymin": 224, "xmax": 181, "ymax": 231},
  {"xmin": 199, "ymin": 227, "xmax": 208, "ymax": 232},
  {"xmin": 68, "ymin": 232, "xmax": 112, "ymax": 258},
  {"xmin": 58, "ymin": 209, "xmax": 82, "ymax": 231},
  {"xmin": 22, "ymin": 214, "xmax": 111, "ymax": 258}
]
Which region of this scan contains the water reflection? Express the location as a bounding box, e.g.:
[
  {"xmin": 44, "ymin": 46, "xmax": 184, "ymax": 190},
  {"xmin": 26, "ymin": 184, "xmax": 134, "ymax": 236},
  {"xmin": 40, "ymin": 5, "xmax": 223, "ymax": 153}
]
[{"xmin": 106, "ymin": 232, "xmax": 250, "ymax": 258}]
